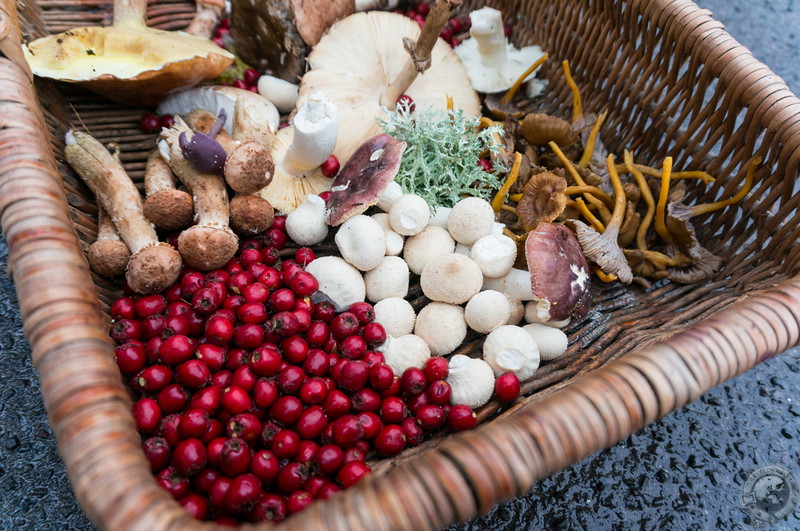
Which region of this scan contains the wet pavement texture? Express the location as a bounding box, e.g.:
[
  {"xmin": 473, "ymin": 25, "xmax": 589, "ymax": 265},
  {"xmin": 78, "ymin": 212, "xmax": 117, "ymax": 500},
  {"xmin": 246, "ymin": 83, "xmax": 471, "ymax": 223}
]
[{"xmin": 2, "ymin": 0, "xmax": 800, "ymax": 529}]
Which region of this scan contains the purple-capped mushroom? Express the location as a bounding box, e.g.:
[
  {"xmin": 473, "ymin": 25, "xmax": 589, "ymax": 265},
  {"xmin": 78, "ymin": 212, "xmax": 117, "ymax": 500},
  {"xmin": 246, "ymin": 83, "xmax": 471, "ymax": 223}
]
[{"xmin": 179, "ymin": 109, "xmax": 228, "ymax": 176}]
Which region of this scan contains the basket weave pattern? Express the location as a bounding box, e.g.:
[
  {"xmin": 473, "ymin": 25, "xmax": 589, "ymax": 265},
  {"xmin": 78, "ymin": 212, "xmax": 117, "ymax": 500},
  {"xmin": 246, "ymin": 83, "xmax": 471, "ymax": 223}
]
[{"xmin": 2, "ymin": 0, "xmax": 800, "ymax": 528}]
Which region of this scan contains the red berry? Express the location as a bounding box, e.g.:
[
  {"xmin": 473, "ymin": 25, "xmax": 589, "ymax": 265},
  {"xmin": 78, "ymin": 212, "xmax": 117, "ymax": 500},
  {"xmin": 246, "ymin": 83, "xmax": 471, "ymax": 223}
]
[
  {"xmin": 271, "ymin": 429, "xmax": 301, "ymax": 459},
  {"xmin": 278, "ymin": 365, "xmax": 307, "ymax": 394},
  {"xmin": 281, "ymin": 335, "xmax": 309, "ymax": 364},
  {"xmin": 226, "ymin": 412, "xmax": 262, "ymax": 444},
  {"xmin": 158, "ymin": 114, "xmax": 175, "ymax": 129},
  {"xmin": 111, "ymin": 318, "xmax": 141, "ymax": 343},
  {"xmin": 252, "ymin": 493, "xmax": 287, "ymax": 522},
  {"xmin": 396, "ymin": 93, "xmax": 416, "ymax": 112},
  {"xmin": 380, "ymin": 396, "xmax": 408, "ymax": 425},
  {"xmin": 320, "ymin": 155, "xmax": 340, "ymax": 177},
  {"xmin": 178, "ymin": 408, "xmax": 210, "ymax": 439},
  {"xmin": 369, "ymin": 363, "xmax": 394, "ymax": 390},
  {"xmin": 179, "ymin": 493, "xmax": 208, "ymax": 520},
  {"xmin": 478, "ymin": 158, "xmax": 493, "ymax": 171},
  {"xmin": 250, "ymin": 345, "xmax": 282, "ymax": 376},
  {"xmin": 156, "ymin": 383, "xmax": 190, "ymax": 414},
  {"xmin": 288, "ymin": 271, "xmax": 319, "ymax": 297},
  {"xmin": 296, "ymin": 405, "xmax": 329, "ymax": 440},
  {"xmin": 416, "ymin": 404, "xmax": 445, "ymax": 430},
  {"xmin": 243, "ymin": 67, "xmax": 260, "ymax": 86},
  {"xmin": 111, "ymin": 297, "xmax": 136, "ymax": 320},
  {"xmin": 322, "ymin": 389, "xmax": 351, "ymax": 419},
  {"xmin": 205, "ymin": 315, "xmax": 234, "ymax": 345},
  {"xmin": 294, "ymin": 247, "xmax": 316, "ymax": 266},
  {"xmin": 374, "ymin": 424, "xmax": 407, "ymax": 456},
  {"xmin": 287, "ymin": 491, "xmax": 314, "ymax": 514},
  {"xmin": 277, "ymin": 462, "xmax": 309, "ymax": 494},
  {"xmin": 330, "ymin": 312, "xmax": 360, "ymax": 340},
  {"xmin": 423, "ymin": 356, "xmax": 449, "ymax": 382},
  {"xmin": 115, "ymin": 341, "xmax": 146, "ymax": 374},
  {"xmin": 158, "ymin": 334, "xmax": 194, "ymax": 365},
  {"xmin": 140, "ymin": 112, "xmax": 161, "ymax": 133},
  {"xmin": 401, "ymin": 367, "xmax": 427, "ymax": 395},
  {"xmin": 156, "ymin": 467, "xmax": 190, "ymax": 499},
  {"xmin": 172, "ymin": 438, "xmax": 207, "ymax": 476},
  {"xmin": 299, "ymin": 377, "xmax": 328, "ymax": 405},
  {"xmin": 362, "ymin": 322, "xmax": 387, "ymax": 347},
  {"xmin": 158, "ymin": 414, "xmax": 182, "ymax": 447},
  {"xmin": 448, "ymin": 404, "xmax": 478, "ymax": 431},
  {"xmin": 225, "ymin": 473, "xmax": 263, "ymax": 513},
  {"xmin": 176, "ymin": 359, "xmax": 211, "ymax": 389},
  {"xmin": 427, "ymin": 380, "xmax": 452, "ymax": 405},
  {"xmin": 315, "ymin": 444, "xmax": 345, "ymax": 476},
  {"xmin": 339, "ymin": 335, "xmax": 367, "ymax": 360},
  {"xmin": 495, "ymin": 372, "xmax": 521, "ymax": 402},
  {"xmin": 143, "ymin": 436, "xmax": 171, "ymax": 472},
  {"xmin": 219, "ymin": 438, "xmax": 252, "ymax": 476},
  {"xmin": 135, "ymin": 294, "xmax": 167, "ymax": 318},
  {"xmin": 351, "ymin": 387, "xmax": 381, "ymax": 413},
  {"xmin": 336, "ymin": 461, "xmax": 371, "ymax": 488},
  {"xmin": 401, "ymin": 416, "xmax": 425, "ymax": 446},
  {"xmin": 336, "ymin": 360, "xmax": 369, "ymax": 392},
  {"xmin": 269, "ymin": 395, "xmax": 304, "ymax": 425},
  {"xmin": 332, "ymin": 414, "xmax": 364, "ymax": 448},
  {"xmin": 251, "ymin": 450, "xmax": 280, "ymax": 484},
  {"xmin": 233, "ymin": 323, "xmax": 264, "ymax": 349},
  {"xmin": 356, "ymin": 411, "xmax": 382, "ymax": 440},
  {"xmin": 208, "ymin": 476, "xmax": 232, "ymax": 509},
  {"xmin": 221, "ymin": 385, "xmax": 253, "ymax": 415},
  {"xmin": 253, "ymin": 378, "xmax": 279, "ymax": 409},
  {"xmin": 189, "ymin": 386, "xmax": 222, "ymax": 416},
  {"xmin": 192, "ymin": 468, "xmax": 220, "ymax": 494}
]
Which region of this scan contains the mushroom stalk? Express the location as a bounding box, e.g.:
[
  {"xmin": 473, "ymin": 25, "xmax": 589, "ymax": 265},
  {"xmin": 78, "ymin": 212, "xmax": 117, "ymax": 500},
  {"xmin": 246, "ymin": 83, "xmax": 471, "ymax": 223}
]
[
  {"xmin": 284, "ymin": 92, "xmax": 339, "ymax": 172},
  {"xmin": 143, "ymin": 151, "xmax": 195, "ymax": 231},
  {"xmin": 380, "ymin": 0, "xmax": 460, "ymax": 108},
  {"xmin": 185, "ymin": 0, "xmax": 226, "ymax": 38},
  {"xmin": 470, "ymin": 8, "xmax": 508, "ymax": 67},
  {"xmin": 623, "ymin": 150, "xmax": 655, "ymax": 251},
  {"xmin": 113, "ymin": 0, "xmax": 146, "ymax": 28}
]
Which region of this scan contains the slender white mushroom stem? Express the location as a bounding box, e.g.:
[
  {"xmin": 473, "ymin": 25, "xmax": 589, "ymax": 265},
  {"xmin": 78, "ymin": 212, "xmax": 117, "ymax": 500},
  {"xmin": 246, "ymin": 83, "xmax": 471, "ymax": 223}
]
[
  {"xmin": 284, "ymin": 91, "xmax": 338, "ymax": 172},
  {"xmin": 469, "ymin": 7, "xmax": 507, "ymax": 67},
  {"xmin": 380, "ymin": 0, "xmax": 461, "ymax": 108}
]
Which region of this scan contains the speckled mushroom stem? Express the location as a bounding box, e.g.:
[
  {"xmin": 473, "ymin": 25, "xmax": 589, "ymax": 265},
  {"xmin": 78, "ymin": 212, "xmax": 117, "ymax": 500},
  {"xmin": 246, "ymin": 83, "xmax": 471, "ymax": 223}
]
[
  {"xmin": 185, "ymin": 0, "xmax": 226, "ymax": 38},
  {"xmin": 380, "ymin": 0, "xmax": 462, "ymax": 108},
  {"xmin": 87, "ymin": 205, "xmax": 131, "ymax": 278},
  {"xmin": 142, "ymin": 151, "xmax": 194, "ymax": 231}
]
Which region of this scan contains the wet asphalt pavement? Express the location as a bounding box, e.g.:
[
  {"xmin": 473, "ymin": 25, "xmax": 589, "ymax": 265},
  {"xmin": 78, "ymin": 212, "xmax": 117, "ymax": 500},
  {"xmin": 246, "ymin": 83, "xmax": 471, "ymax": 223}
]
[{"xmin": 1, "ymin": 0, "xmax": 799, "ymax": 529}]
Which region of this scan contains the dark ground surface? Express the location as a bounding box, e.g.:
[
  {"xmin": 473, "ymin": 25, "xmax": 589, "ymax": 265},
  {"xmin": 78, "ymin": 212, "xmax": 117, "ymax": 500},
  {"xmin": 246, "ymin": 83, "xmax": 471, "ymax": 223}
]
[{"xmin": 2, "ymin": 0, "xmax": 800, "ymax": 529}]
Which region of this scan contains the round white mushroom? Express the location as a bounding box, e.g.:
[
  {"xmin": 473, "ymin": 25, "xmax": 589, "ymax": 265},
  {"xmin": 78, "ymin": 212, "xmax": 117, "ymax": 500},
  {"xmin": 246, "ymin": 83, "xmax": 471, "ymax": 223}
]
[
  {"xmin": 334, "ymin": 214, "xmax": 387, "ymax": 271},
  {"xmin": 482, "ymin": 325, "xmax": 540, "ymax": 381},
  {"xmin": 413, "ymin": 302, "xmax": 467, "ymax": 356},
  {"xmin": 506, "ymin": 297, "xmax": 525, "ymax": 325},
  {"xmin": 470, "ymin": 233, "xmax": 517, "ymax": 278},
  {"xmin": 447, "ymin": 196, "xmax": 495, "ymax": 246},
  {"xmin": 522, "ymin": 323, "xmax": 569, "ymax": 361},
  {"xmin": 364, "ymin": 256, "xmax": 409, "ymax": 302},
  {"xmin": 464, "ymin": 290, "xmax": 510, "ymax": 334},
  {"xmin": 447, "ymin": 354, "xmax": 495, "ymax": 409},
  {"xmin": 420, "ymin": 253, "xmax": 483, "ymax": 305},
  {"xmin": 305, "ymin": 256, "xmax": 365, "ymax": 310},
  {"xmin": 388, "ymin": 193, "xmax": 430, "ymax": 236},
  {"xmin": 371, "ymin": 213, "xmax": 405, "ymax": 256},
  {"xmin": 374, "ymin": 297, "xmax": 416, "ymax": 337},
  {"xmin": 380, "ymin": 334, "xmax": 431, "ymax": 376},
  {"xmin": 285, "ymin": 194, "xmax": 328, "ymax": 246},
  {"xmin": 454, "ymin": 243, "xmax": 471, "ymax": 257},
  {"xmin": 402, "ymin": 225, "xmax": 456, "ymax": 275}
]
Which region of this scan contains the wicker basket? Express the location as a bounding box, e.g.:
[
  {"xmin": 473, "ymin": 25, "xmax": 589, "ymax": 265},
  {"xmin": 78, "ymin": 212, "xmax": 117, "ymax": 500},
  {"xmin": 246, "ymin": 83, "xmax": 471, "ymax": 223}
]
[{"xmin": 2, "ymin": 0, "xmax": 800, "ymax": 528}]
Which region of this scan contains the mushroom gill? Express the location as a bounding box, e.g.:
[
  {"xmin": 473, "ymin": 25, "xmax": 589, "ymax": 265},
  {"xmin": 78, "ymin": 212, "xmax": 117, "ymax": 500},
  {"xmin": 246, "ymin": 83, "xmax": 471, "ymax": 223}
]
[{"xmin": 516, "ymin": 172, "xmax": 568, "ymax": 232}]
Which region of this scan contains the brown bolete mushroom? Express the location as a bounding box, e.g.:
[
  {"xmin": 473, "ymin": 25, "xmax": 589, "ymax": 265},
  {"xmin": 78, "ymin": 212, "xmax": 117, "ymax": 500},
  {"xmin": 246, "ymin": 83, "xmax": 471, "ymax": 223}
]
[
  {"xmin": 159, "ymin": 118, "xmax": 239, "ymax": 270},
  {"xmin": 65, "ymin": 130, "xmax": 182, "ymax": 293},
  {"xmin": 142, "ymin": 151, "xmax": 194, "ymax": 231},
  {"xmin": 23, "ymin": 0, "xmax": 234, "ymax": 106},
  {"xmin": 87, "ymin": 205, "xmax": 132, "ymax": 278},
  {"xmin": 325, "ymin": 134, "xmax": 407, "ymax": 226},
  {"xmin": 298, "ymin": 3, "xmax": 480, "ymax": 164}
]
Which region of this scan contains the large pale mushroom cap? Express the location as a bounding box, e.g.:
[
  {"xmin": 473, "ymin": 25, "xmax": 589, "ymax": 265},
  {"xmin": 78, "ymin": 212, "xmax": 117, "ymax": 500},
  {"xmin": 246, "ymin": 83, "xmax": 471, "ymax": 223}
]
[{"xmin": 299, "ymin": 11, "xmax": 480, "ymax": 164}]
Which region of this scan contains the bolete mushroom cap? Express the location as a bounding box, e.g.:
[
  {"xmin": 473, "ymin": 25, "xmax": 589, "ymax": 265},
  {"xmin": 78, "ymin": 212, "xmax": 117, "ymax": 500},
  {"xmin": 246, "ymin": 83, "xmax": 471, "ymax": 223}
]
[
  {"xmin": 23, "ymin": 0, "xmax": 233, "ymax": 106},
  {"xmin": 299, "ymin": 11, "xmax": 480, "ymax": 163},
  {"xmin": 525, "ymin": 222, "xmax": 592, "ymax": 322},
  {"xmin": 127, "ymin": 243, "xmax": 183, "ymax": 294}
]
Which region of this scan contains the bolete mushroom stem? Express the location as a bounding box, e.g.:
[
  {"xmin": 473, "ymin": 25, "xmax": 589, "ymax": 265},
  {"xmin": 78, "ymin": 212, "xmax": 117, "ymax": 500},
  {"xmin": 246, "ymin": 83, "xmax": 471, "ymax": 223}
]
[
  {"xmin": 380, "ymin": 0, "xmax": 461, "ymax": 108},
  {"xmin": 113, "ymin": 0, "xmax": 147, "ymax": 28},
  {"xmin": 143, "ymin": 151, "xmax": 195, "ymax": 231}
]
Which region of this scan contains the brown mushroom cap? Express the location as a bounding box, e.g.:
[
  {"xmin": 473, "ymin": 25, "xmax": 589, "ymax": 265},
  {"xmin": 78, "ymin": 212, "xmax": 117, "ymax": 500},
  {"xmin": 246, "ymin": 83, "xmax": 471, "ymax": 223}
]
[
  {"xmin": 520, "ymin": 113, "xmax": 579, "ymax": 147},
  {"xmin": 516, "ymin": 172, "xmax": 568, "ymax": 231},
  {"xmin": 326, "ymin": 134, "xmax": 407, "ymax": 226},
  {"xmin": 225, "ymin": 142, "xmax": 275, "ymax": 195},
  {"xmin": 143, "ymin": 189, "xmax": 194, "ymax": 231},
  {"xmin": 525, "ymin": 222, "xmax": 592, "ymax": 321},
  {"xmin": 291, "ymin": 0, "xmax": 355, "ymax": 46},
  {"xmin": 127, "ymin": 243, "xmax": 183, "ymax": 294},
  {"xmin": 178, "ymin": 226, "xmax": 239, "ymax": 270},
  {"xmin": 87, "ymin": 240, "xmax": 131, "ymax": 278},
  {"xmin": 230, "ymin": 195, "xmax": 275, "ymax": 236}
]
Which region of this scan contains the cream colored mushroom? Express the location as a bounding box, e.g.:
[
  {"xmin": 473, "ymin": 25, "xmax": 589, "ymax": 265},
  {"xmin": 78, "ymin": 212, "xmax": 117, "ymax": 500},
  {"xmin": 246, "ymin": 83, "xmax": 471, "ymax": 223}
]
[
  {"xmin": 286, "ymin": 194, "xmax": 329, "ymax": 246},
  {"xmin": 414, "ymin": 302, "xmax": 467, "ymax": 356},
  {"xmin": 374, "ymin": 297, "xmax": 416, "ymax": 337},
  {"xmin": 506, "ymin": 297, "xmax": 525, "ymax": 325},
  {"xmin": 389, "ymin": 193, "xmax": 430, "ymax": 236},
  {"xmin": 420, "ymin": 253, "xmax": 483, "ymax": 305},
  {"xmin": 482, "ymin": 268, "xmax": 535, "ymax": 301},
  {"xmin": 334, "ymin": 215, "xmax": 387, "ymax": 271},
  {"xmin": 377, "ymin": 181, "xmax": 404, "ymax": 212},
  {"xmin": 364, "ymin": 256, "xmax": 409, "ymax": 302},
  {"xmin": 465, "ymin": 290, "xmax": 510, "ymax": 334},
  {"xmin": 482, "ymin": 325, "xmax": 540, "ymax": 381},
  {"xmin": 305, "ymin": 256, "xmax": 365, "ymax": 310},
  {"xmin": 447, "ymin": 354, "xmax": 495, "ymax": 409},
  {"xmin": 402, "ymin": 225, "xmax": 455, "ymax": 275},
  {"xmin": 522, "ymin": 323, "xmax": 568, "ymax": 361},
  {"xmin": 447, "ymin": 196, "xmax": 496, "ymax": 245},
  {"xmin": 428, "ymin": 206, "xmax": 451, "ymax": 228},
  {"xmin": 380, "ymin": 334, "xmax": 431, "ymax": 376},
  {"xmin": 371, "ymin": 213, "xmax": 405, "ymax": 256},
  {"xmin": 470, "ymin": 233, "xmax": 517, "ymax": 278},
  {"xmin": 257, "ymin": 75, "xmax": 299, "ymax": 114}
]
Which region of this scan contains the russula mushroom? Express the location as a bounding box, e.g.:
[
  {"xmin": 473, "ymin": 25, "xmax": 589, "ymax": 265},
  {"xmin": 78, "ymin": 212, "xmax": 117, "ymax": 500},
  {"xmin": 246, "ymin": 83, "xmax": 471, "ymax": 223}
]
[
  {"xmin": 469, "ymin": 233, "xmax": 517, "ymax": 278},
  {"xmin": 159, "ymin": 119, "xmax": 239, "ymax": 270},
  {"xmin": 464, "ymin": 290, "xmax": 510, "ymax": 335},
  {"xmin": 374, "ymin": 297, "xmax": 416, "ymax": 337},
  {"xmin": 447, "ymin": 354, "xmax": 495, "ymax": 409},
  {"xmin": 142, "ymin": 151, "xmax": 194, "ymax": 231},
  {"xmin": 388, "ymin": 194, "xmax": 431, "ymax": 236},
  {"xmin": 447, "ymin": 196, "xmax": 496, "ymax": 246},
  {"xmin": 64, "ymin": 130, "xmax": 182, "ymax": 294},
  {"xmin": 23, "ymin": 0, "xmax": 233, "ymax": 106},
  {"xmin": 229, "ymin": 195, "xmax": 275, "ymax": 236},
  {"xmin": 305, "ymin": 256, "xmax": 365, "ymax": 310},
  {"xmin": 402, "ymin": 226, "xmax": 456, "ymax": 275},
  {"xmin": 334, "ymin": 215, "xmax": 387, "ymax": 272},
  {"xmin": 285, "ymin": 194, "xmax": 329, "ymax": 246},
  {"xmin": 414, "ymin": 302, "xmax": 468, "ymax": 356},
  {"xmin": 325, "ymin": 134, "xmax": 407, "ymax": 226},
  {"xmin": 364, "ymin": 256, "xmax": 410, "ymax": 302},
  {"xmin": 454, "ymin": 7, "xmax": 546, "ymax": 94},
  {"xmin": 258, "ymin": 75, "xmax": 299, "ymax": 114},
  {"xmin": 522, "ymin": 323, "xmax": 568, "ymax": 361},
  {"xmin": 298, "ymin": 6, "xmax": 480, "ymax": 164},
  {"xmin": 380, "ymin": 334, "xmax": 431, "ymax": 376},
  {"xmin": 420, "ymin": 253, "xmax": 483, "ymax": 305},
  {"xmin": 256, "ymin": 91, "xmax": 339, "ymax": 213},
  {"xmin": 371, "ymin": 213, "xmax": 405, "ymax": 256},
  {"xmin": 87, "ymin": 205, "xmax": 131, "ymax": 278},
  {"xmin": 482, "ymin": 325, "xmax": 540, "ymax": 381}
]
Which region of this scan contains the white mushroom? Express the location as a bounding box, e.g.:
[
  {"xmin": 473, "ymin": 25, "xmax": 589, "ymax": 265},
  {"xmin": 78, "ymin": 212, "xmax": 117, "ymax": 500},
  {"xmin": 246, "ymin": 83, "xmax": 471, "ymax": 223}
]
[
  {"xmin": 454, "ymin": 7, "xmax": 546, "ymax": 94},
  {"xmin": 464, "ymin": 290, "xmax": 510, "ymax": 334},
  {"xmin": 285, "ymin": 194, "xmax": 329, "ymax": 246},
  {"xmin": 482, "ymin": 325, "xmax": 540, "ymax": 381},
  {"xmin": 524, "ymin": 302, "xmax": 571, "ymax": 328},
  {"xmin": 522, "ymin": 323, "xmax": 568, "ymax": 361},
  {"xmin": 447, "ymin": 354, "xmax": 495, "ymax": 409},
  {"xmin": 429, "ymin": 206, "xmax": 451, "ymax": 228},
  {"xmin": 506, "ymin": 297, "xmax": 525, "ymax": 325},
  {"xmin": 447, "ymin": 196, "xmax": 495, "ymax": 246},
  {"xmin": 380, "ymin": 334, "xmax": 431, "ymax": 376},
  {"xmin": 305, "ymin": 256, "xmax": 365, "ymax": 310},
  {"xmin": 377, "ymin": 181, "xmax": 403, "ymax": 212},
  {"xmin": 490, "ymin": 221, "xmax": 506, "ymax": 235},
  {"xmin": 482, "ymin": 268, "xmax": 535, "ymax": 301},
  {"xmin": 454, "ymin": 243, "xmax": 471, "ymax": 257},
  {"xmin": 257, "ymin": 74, "xmax": 299, "ymax": 114},
  {"xmin": 413, "ymin": 302, "xmax": 467, "ymax": 356},
  {"xmin": 374, "ymin": 297, "xmax": 416, "ymax": 337},
  {"xmin": 371, "ymin": 213, "xmax": 405, "ymax": 256},
  {"xmin": 420, "ymin": 253, "xmax": 483, "ymax": 305},
  {"xmin": 470, "ymin": 233, "xmax": 517, "ymax": 278},
  {"xmin": 334, "ymin": 214, "xmax": 387, "ymax": 271},
  {"xmin": 364, "ymin": 256, "xmax": 409, "ymax": 302},
  {"xmin": 388, "ymin": 193, "xmax": 430, "ymax": 236},
  {"xmin": 402, "ymin": 225, "xmax": 455, "ymax": 275}
]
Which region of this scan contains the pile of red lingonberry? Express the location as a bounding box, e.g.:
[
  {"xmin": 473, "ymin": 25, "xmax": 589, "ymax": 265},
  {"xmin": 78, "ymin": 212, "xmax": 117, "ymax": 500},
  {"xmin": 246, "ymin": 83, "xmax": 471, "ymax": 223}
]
[{"xmin": 110, "ymin": 215, "xmax": 480, "ymax": 523}]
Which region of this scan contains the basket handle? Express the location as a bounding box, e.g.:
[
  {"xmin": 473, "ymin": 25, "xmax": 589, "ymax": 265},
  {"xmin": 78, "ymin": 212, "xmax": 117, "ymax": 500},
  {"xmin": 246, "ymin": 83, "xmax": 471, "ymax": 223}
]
[{"xmin": 0, "ymin": 0, "xmax": 33, "ymax": 80}]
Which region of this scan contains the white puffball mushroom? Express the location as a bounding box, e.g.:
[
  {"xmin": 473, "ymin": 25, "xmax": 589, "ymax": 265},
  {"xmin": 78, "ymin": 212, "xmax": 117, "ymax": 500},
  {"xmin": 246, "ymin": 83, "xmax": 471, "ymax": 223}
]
[
  {"xmin": 334, "ymin": 215, "xmax": 386, "ymax": 271},
  {"xmin": 388, "ymin": 193, "xmax": 430, "ymax": 236},
  {"xmin": 285, "ymin": 194, "xmax": 328, "ymax": 246},
  {"xmin": 522, "ymin": 323, "xmax": 569, "ymax": 361},
  {"xmin": 420, "ymin": 253, "xmax": 483, "ymax": 305},
  {"xmin": 470, "ymin": 234, "xmax": 517, "ymax": 278},
  {"xmin": 482, "ymin": 325, "xmax": 540, "ymax": 381},
  {"xmin": 371, "ymin": 213, "xmax": 405, "ymax": 256},
  {"xmin": 524, "ymin": 301, "xmax": 571, "ymax": 328},
  {"xmin": 403, "ymin": 225, "xmax": 456, "ymax": 275},
  {"xmin": 305, "ymin": 256, "xmax": 365, "ymax": 310},
  {"xmin": 377, "ymin": 181, "xmax": 403, "ymax": 212},
  {"xmin": 381, "ymin": 334, "xmax": 431, "ymax": 375},
  {"xmin": 454, "ymin": 243, "xmax": 471, "ymax": 257},
  {"xmin": 364, "ymin": 256, "xmax": 409, "ymax": 302},
  {"xmin": 374, "ymin": 297, "xmax": 416, "ymax": 337},
  {"xmin": 429, "ymin": 206, "xmax": 452, "ymax": 228},
  {"xmin": 465, "ymin": 290, "xmax": 510, "ymax": 334},
  {"xmin": 506, "ymin": 297, "xmax": 525, "ymax": 325},
  {"xmin": 447, "ymin": 196, "xmax": 495, "ymax": 246},
  {"xmin": 447, "ymin": 354, "xmax": 495, "ymax": 409},
  {"xmin": 414, "ymin": 302, "xmax": 467, "ymax": 356}
]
